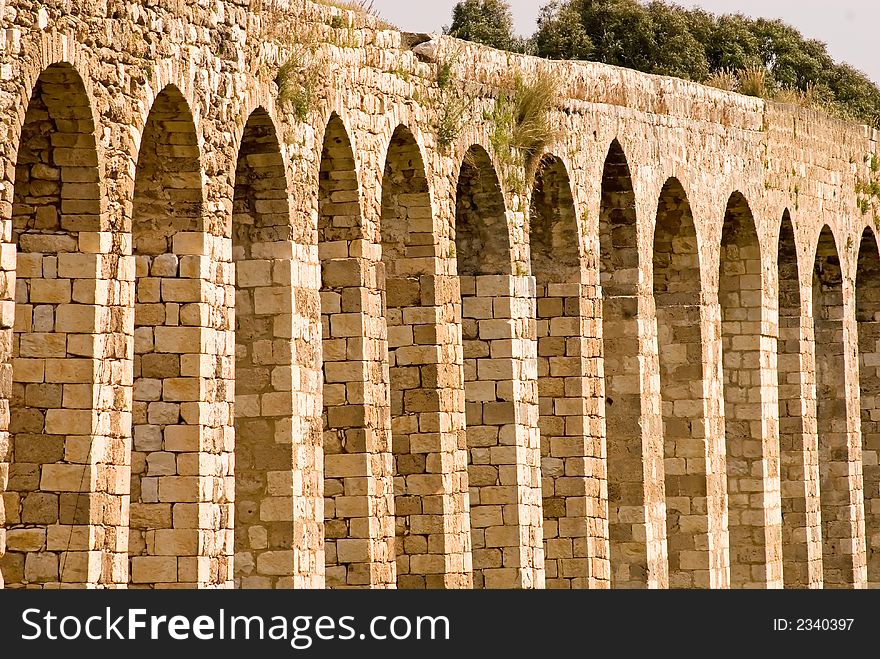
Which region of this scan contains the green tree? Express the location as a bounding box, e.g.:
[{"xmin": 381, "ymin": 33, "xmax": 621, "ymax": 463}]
[
  {"xmin": 646, "ymin": 1, "xmax": 709, "ymax": 80},
  {"xmin": 828, "ymin": 63, "xmax": 880, "ymax": 125},
  {"xmin": 566, "ymin": 0, "xmax": 656, "ymax": 72},
  {"xmin": 533, "ymin": 0, "xmax": 709, "ymax": 78},
  {"xmin": 533, "ymin": 1, "xmax": 593, "ymax": 61},
  {"xmin": 750, "ymin": 19, "xmax": 832, "ymax": 90},
  {"xmin": 444, "ymin": 0, "xmax": 516, "ymax": 51},
  {"xmin": 704, "ymin": 14, "xmax": 760, "ymax": 72},
  {"xmin": 530, "ymin": 0, "xmax": 880, "ymax": 128}
]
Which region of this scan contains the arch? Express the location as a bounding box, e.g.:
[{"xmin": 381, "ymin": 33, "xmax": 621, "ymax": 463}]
[
  {"xmin": 812, "ymin": 225, "xmax": 858, "ymax": 587},
  {"xmin": 653, "ymin": 177, "xmax": 710, "ymax": 588},
  {"xmin": 599, "ymin": 141, "xmax": 638, "ymax": 299},
  {"xmin": 129, "ymin": 84, "xmax": 204, "ymax": 588},
  {"xmin": 719, "ymin": 191, "xmax": 776, "ymax": 587},
  {"xmin": 529, "ymin": 155, "xmax": 580, "ymax": 281},
  {"xmin": 384, "ymin": 124, "xmax": 433, "ymax": 589},
  {"xmin": 856, "ymin": 226, "xmax": 880, "ymax": 587},
  {"xmin": 455, "ymin": 145, "xmax": 511, "ymax": 277},
  {"xmin": 3, "ymin": 62, "xmax": 104, "ymax": 588},
  {"xmin": 454, "ymin": 144, "xmax": 512, "ymax": 588},
  {"xmin": 777, "ymin": 211, "xmax": 821, "ymax": 587},
  {"xmin": 381, "ymin": 126, "xmax": 433, "ymax": 264},
  {"xmin": 383, "ymin": 125, "xmax": 471, "ymax": 588},
  {"xmin": 319, "ymin": 113, "xmax": 395, "ymax": 588},
  {"xmin": 319, "ymin": 114, "xmax": 363, "ymax": 245},
  {"xmin": 530, "ymin": 155, "xmax": 591, "ymax": 588},
  {"xmin": 652, "ymin": 179, "xmax": 701, "ymax": 304},
  {"xmin": 231, "ymin": 107, "xmax": 295, "ymax": 588},
  {"xmin": 601, "ymin": 140, "xmax": 665, "ymax": 588}
]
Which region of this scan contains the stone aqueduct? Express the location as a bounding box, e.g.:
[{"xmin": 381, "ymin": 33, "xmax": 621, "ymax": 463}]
[{"xmin": 1, "ymin": 0, "xmax": 880, "ymax": 590}]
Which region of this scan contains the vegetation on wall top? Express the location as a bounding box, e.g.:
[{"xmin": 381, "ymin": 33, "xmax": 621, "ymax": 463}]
[
  {"xmin": 315, "ymin": 0, "xmax": 397, "ymax": 30},
  {"xmin": 487, "ymin": 70, "xmax": 559, "ymax": 193},
  {"xmin": 443, "ymin": 0, "xmax": 525, "ymax": 52},
  {"xmin": 445, "ymin": 0, "xmax": 880, "ymax": 129}
]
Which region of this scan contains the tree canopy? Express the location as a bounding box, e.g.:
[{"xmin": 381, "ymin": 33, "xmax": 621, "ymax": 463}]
[
  {"xmin": 444, "ymin": 0, "xmax": 880, "ymax": 128},
  {"xmin": 444, "ymin": 0, "xmax": 517, "ymax": 52}
]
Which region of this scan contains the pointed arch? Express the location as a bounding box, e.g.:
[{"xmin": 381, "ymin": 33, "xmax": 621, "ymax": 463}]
[
  {"xmin": 601, "ymin": 140, "xmax": 665, "ymax": 588},
  {"xmin": 3, "ymin": 62, "xmax": 106, "ymax": 588},
  {"xmin": 381, "ymin": 126, "xmax": 433, "ymax": 269},
  {"xmin": 530, "ymin": 155, "xmax": 579, "ymax": 281},
  {"xmin": 454, "ymin": 144, "xmax": 515, "ymax": 588},
  {"xmin": 777, "ymin": 211, "xmax": 821, "ymax": 588},
  {"xmin": 812, "ymin": 225, "xmax": 859, "ymax": 587},
  {"xmin": 530, "ymin": 155, "xmax": 594, "ymax": 588},
  {"xmin": 319, "ymin": 114, "xmax": 363, "ymax": 246},
  {"xmin": 719, "ymin": 191, "xmax": 778, "ymax": 587},
  {"xmin": 454, "ymin": 145, "xmax": 511, "ymax": 277},
  {"xmin": 653, "ymin": 177, "xmax": 711, "ymax": 588},
  {"xmin": 129, "ymin": 84, "xmax": 205, "ymax": 588},
  {"xmin": 382, "ymin": 125, "xmax": 471, "ymax": 588},
  {"xmin": 319, "ymin": 113, "xmax": 395, "ymax": 588},
  {"xmin": 856, "ymin": 226, "xmax": 880, "ymax": 587},
  {"xmin": 230, "ymin": 107, "xmax": 296, "ymax": 588},
  {"xmin": 383, "ymin": 125, "xmax": 433, "ymax": 589},
  {"xmin": 653, "ymin": 179, "xmax": 701, "ymax": 303}
]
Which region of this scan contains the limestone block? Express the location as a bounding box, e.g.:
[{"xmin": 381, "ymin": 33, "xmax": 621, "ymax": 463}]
[
  {"xmin": 24, "ymin": 552, "xmax": 58, "ymax": 582},
  {"xmin": 40, "ymin": 463, "xmax": 90, "ymax": 491},
  {"xmin": 54, "ymin": 304, "xmax": 99, "ymax": 333},
  {"xmin": 256, "ymin": 551, "xmax": 295, "ymax": 576},
  {"xmin": 131, "ymin": 556, "xmax": 178, "ymax": 583},
  {"xmin": 6, "ymin": 528, "xmax": 46, "ymax": 551}
]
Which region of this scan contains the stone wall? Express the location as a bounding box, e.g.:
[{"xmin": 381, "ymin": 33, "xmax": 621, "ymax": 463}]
[{"xmin": 0, "ymin": 0, "xmax": 878, "ymax": 589}]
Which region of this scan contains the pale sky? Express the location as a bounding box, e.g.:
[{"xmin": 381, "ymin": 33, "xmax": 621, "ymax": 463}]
[{"xmin": 369, "ymin": 0, "xmax": 880, "ymax": 84}]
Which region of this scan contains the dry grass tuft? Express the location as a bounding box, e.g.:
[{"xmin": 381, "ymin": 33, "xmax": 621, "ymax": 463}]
[
  {"xmin": 509, "ymin": 71, "xmax": 559, "ymax": 160},
  {"xmin": 276, "ymin": 44, "xmax": 324, "ymax": 122},
  {"xmin": 705, "ymin": 68, "xmax": 737, "ymax": 92},
  {"xmin": 737, "ymin": 64, "xmax": 767, "ymax": 98},
  {"xmin": 315, "ymin": 0, "xmax": 397, "ymax": 30},
  {"xmin": 436, "ymin": 95, "xmax": 469, "ymax": 151},
  {"xmin": 487, "ymin": 69, "xmax": 559, "ymax": 192}
]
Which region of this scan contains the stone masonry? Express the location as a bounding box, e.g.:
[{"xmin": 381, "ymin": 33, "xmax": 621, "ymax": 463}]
[{"xmin": 0, "ymin": 0, "xmax": 879, "ymax": 589}]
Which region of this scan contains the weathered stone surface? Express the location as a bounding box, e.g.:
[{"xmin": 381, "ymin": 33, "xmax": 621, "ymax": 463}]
[{"xmin": 0, "ymin": 0, "xmax": 875, "ymax": 593}]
